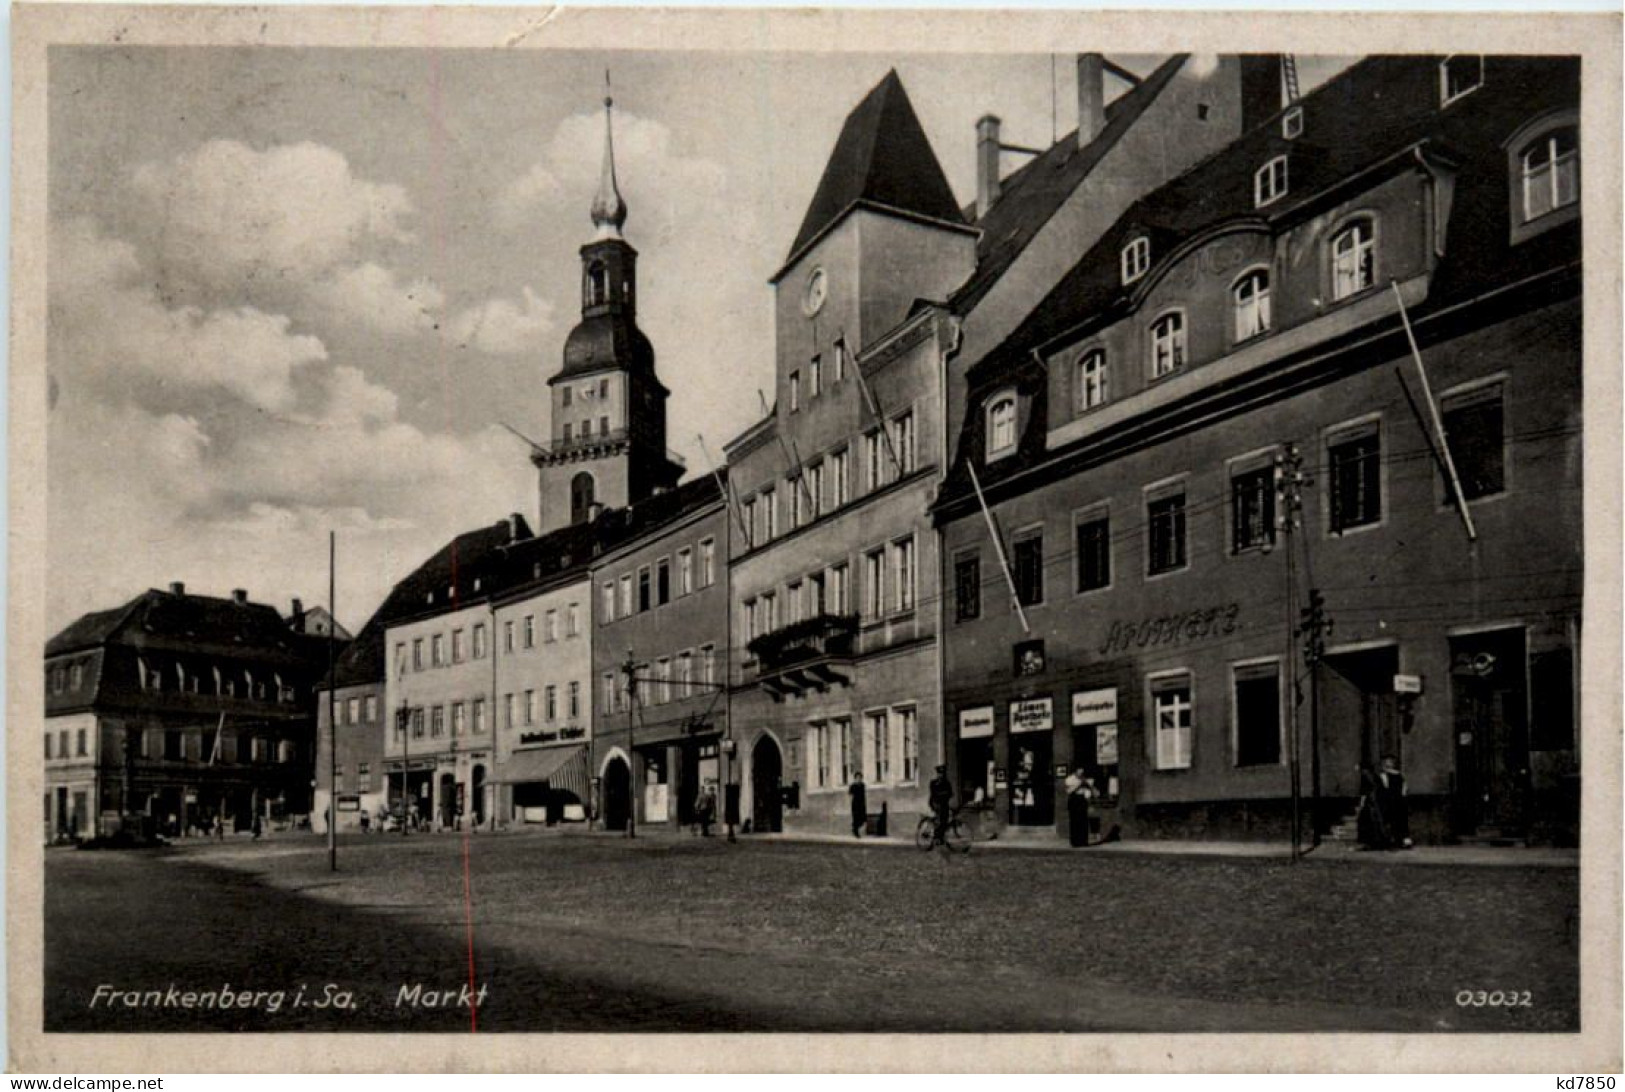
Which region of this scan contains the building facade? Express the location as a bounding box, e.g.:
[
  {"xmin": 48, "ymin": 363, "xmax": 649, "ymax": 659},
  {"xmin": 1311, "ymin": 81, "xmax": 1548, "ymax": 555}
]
[
  {"xmin": 590, "ymin": 475, "xmax": 730, "ymax": 832},
  {"xmin": 45, "ymin": 584, "xmax": 335, "ymax": 839},
  {"xmin": 934, "ymin": 55, "xmax": 1582, "ymax": 845}
]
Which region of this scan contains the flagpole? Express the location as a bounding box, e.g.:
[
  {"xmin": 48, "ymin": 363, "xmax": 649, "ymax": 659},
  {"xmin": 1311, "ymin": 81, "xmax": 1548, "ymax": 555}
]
[{"xmin": 328, "ymin": 530, "xmax": 338, "ymax": 872}]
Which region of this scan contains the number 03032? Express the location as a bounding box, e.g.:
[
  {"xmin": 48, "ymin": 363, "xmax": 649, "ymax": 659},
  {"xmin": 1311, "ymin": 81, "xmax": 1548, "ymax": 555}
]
[{"xmin": 1454, "ymin": 989, "xmax": 1532, "ymax": 1007}]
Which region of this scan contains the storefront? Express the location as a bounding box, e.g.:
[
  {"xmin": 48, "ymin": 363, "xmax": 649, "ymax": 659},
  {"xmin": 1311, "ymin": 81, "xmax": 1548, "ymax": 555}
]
[{"xmin": 496, "ymin": 744, "xmax": 591, "ymax": 825}]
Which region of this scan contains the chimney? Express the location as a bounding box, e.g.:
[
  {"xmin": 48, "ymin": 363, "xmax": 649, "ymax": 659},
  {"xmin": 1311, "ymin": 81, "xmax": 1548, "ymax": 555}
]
[
  {"xmin": 1077, "ymin": 54, "xmax": 1106, "ymax": 150},
  {"xmin": 290, "ymin": 597, "xmax": 304, "ymax": 619},
  {"xmin": 975, "ymin": 115, "xmax": 1002, "ymax": 217},
  {"xmin": 232, "ymin": 588, "xmax": 248, "ymax": 605},
  {"xmin": 169, "ymin": 582, "xmax": 185, "ymax": 597},
  {"xmin": 507, "ymin": 512, "xmax": 524, "ymax": 542},
  {"xmin": 1240, "ymin": 54, "xmax": 1285, "ymax": 133}
]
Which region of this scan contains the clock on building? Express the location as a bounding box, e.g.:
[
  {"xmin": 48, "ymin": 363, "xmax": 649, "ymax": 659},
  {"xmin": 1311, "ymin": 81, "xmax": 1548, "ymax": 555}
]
[{"xmin": 803, "ymin": 267, "xmax": 828, "ymax": 316}]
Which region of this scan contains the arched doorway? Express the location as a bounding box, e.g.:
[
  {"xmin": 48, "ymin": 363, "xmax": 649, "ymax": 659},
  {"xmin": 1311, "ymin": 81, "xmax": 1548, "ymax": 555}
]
[
  {"xmin": 471, "ymin": 765, "xmax": 487, "ymax": 827},
  {"xmin": 602, "ymin": 756, "xmax": 632, "ymax": 832},
  {"xmin": 438, "ymin": 772, "xmax": 457, "ymax": 829},
  {"xmin": 571, "ymin": 472, "xmax": 596, "ymax": 525},
  {"xmin": 751, "ymin": 735, "xmax": 783, "ymax": 834}
]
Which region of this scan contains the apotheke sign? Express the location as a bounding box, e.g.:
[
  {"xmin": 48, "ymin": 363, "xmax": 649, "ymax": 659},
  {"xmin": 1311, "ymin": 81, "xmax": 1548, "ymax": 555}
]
[{"xmin": 1010, "ymin": 698, "xmax": 1053, "ymax": 734}]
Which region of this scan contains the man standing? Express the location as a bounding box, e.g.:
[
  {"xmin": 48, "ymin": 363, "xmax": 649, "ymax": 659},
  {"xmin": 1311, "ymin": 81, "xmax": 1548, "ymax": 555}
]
[
  {"xmin": 1065, "ymin": 766, "xmax": 1095, "ymax": 848},
  {"xmin": 848, "ymin": 771, "xmax": 867, "ymax": 838},
  {"xmin": 928, "ymin": 765, "xmax": 953, "ymax": 843},
  {"xmin": 1375, "ymin": 754, "xmax": 1413, "ymax": 849}
]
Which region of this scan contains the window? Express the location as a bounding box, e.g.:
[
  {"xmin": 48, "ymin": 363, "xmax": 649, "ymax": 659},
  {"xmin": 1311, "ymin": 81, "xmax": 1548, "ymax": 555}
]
[
  {"xmin": 1254, "ymin": 156, "xmax": 1288, "ymax": 207},
  {"xmin": 675, "ymin": 651, "xmax": 692, "ymax": 699},
  {"xmin": 864, "ymin": 549, "xmax": 885, "ymax": 618},
  {"xmin": 865, "ymin": 431, "xmax": 884, "ymax": 491},
  {"xmin": 1232, "ymin": 270, "xmax": 1271, "ymax": 341},
  {"xmin": 562, "ymin": 422, "xmax": 573, "ymax": 443},
  {"xmin": 472, "ymin": 623, "xmax": 487, "ymax": 659},
  {"xmin": 581, "ymin": 418, "xmax": 592, "ymax": 439},
  {"xmin": 744, "ymin": 598, "xmax": 758, "ymax": 641},
  {"xmin": 677, "ymin": 549, "xmax": 693, "ymax": 596},
  {"xmin": 898, "ymin": 706, "xmax": 918, "ymax": 783},
  {"xmin": 892, "ymin": 411, "xmax": 916, "ymax": 476},
  {"xmin": 603, "ymin": 672, "xmax": 617, "ymax": 711},
  {"xmin": 602, "ymin": 581, "xmax": 616, "ymax": 622},
  {"xmin": 866, "ymin": 710, "xmax": 889, "ymax": 783},
  {"xmin": 565, "ymin": 601, "xmax": 579, "ymax": 636},
  {"xmin": 788, "ymin": 370, "xmax": 800, "ymax": 412},
  {"xmin": 699, "ymin": 539, "xmax": 716, "ymax": 588},
  {"xmin": 809, "ymin": 572, "xmax": 827, "ymax": 616},
  {"xmin": 618, "ymin": 574, "xmax": 633, "ymax": 618},
  {"xmin": 1076, "ymin": 511, "xmax": 1111, "ymax": 592},
  {"xmin": 1152, "ymin": 675, "xmax": 1194, "ymax": 771},
  {"xmin": 562, "ymin": 385, "xmax": 573, "ymax": 408},
  {"xmin": 1282, "ymin": 105, "xmax": 1304, "ymax": 140},
  {"xmin": 809, "ymin": 356, "xmax": 822, "ymax": 398},
  {"xmin": 741, "ymin": 497, "xmax": 756, "ymax": 544},
  {"xmin": 986, "ymin": 393, "xmax": 1018, "ymax": 459},
  {"xmin": 70, "ymin": 662, "xmax": 84, "ymax": 690},
  {"xmin": 830, "ymin": 449, "xmax": 849, "ymax": 508},
  {"xmin": 786, "ymin": 580, "xmax": 803, "ymax": 625},
  {"xmin": 761, "ymin": 488, "xmax": 778, "ymax": 540},
  {"xmin": 544, "ymin": 685, "xmax": 558, "ymax": 722},
  {"xmin": 891, "ymin": 537, "xmax": 916, "ymax": 612},
  {"xmin": 806, "ymin": 461, "xmax": 824, "ymax": 520},
  {"xmin": 1013, "ymin": 532, "xmax": 1044, "ymax": 607},
  {"xmin": 1231, "ymin": 462, "xmax": 1276, "ymax": 553},
  {"xmin": 599, "ymin": 378, "xmax": 610, "ymax": 399},
  {"xmin": 829, "ymin": 563, "xmax": 849, "ymax": 615},
  {"xmin": 955, "ymin": 554, "xmax": 981, "ymax": 622},
  {"xmin": 1149, "ymin": 312, "xmax": 1186, "ymax": 378},
  {"xmin": 654, "ymin": 659, "xmax": 671, "ymax": 705},
  {"xmin": 600, "ymin": 415, "xmax": 609, "ymax": 436},
  {"xmin": 77, "ymin": 728, "xmax": 88, "ymax": 756},
  {"xmin": 359, "ymin": 763, "xmax": 372, "ymax": 792},
  {"xmin": 525, "ymin": 688, "xmax": 537, "ymax": 725},
  {"xmin": 503, "ymin": 621, "xmax": 515, "ymax": 654},
  {"xmin": 568, "ymin": 681, "xmax": 581, "ymax": 720},
  {"xmin": 1331, "ymin": 219, "xmax": 1375, "ymax": 300},
  {"xmin": 637, "ymin": 566, "xmax": 651, "ymax": 612},
  {"xmin": 1440, "ymin": 54, "xmax": 1483, "ymax": 105},
  {"xmin": 1328, "ymin": 421, "xmax": 1382, "ymax": 532},
  {"xmin": 523, "ymin": 615, "xmax": 536, "ymax": 648},
  {"xmin": 1076, "ymin": 350, "xmax": 1108, "ymax": 412},
  {"xmin": 545, "ymin": 610, "xmax": 558, "ymax": 643},
  {"xmin": 412, "ymin": 639, "xmax": 424, "ymax": 671},
  {"xmin": 789, "ymin": 478, "xmax": 804, "ymax": 529},
  {"xmin": 649, "ymin": 558, "xmax": 667, "ymax": 606},
  {"xmin": 1148, "ymin": 486, "xmax": 1188, "ymax": 575},
  {"xmin": 833, "ymin": 340, "xmax": 848, "ymax": 383},
  {"xmin": 412, "ymin": 708, "xmax": 425, "ymax": 739},
  {"xmin": 1521, "ymin": 127, "xmax": 1579, "ymax": 223},
  {"xmin": 473, "ymin": 698, "xmax": 486, "ymax": 735},
  {"xmin": 364, "ymin": 695, "xmax": 378, "ymax": 722},
  {"xmin": 1234, "ymin": 663, "xmax": 1282, "ymax": 766},
  {"xmin": 452, "ymin": 702, "xmax": 466, "ymax": 737},
  {"xmin": 502, "ymin": 695, "xmax": 514, "ymax": 730},
  {"xmin": 810, "ymin": 722, "xmax": 830, "ymax": 789},
  {"xmin": 1440, "ymin": 382, "xmax": 1506, "ymax": 501},
  {"xmin": 44, "ymin": 733, "xmax": 52, "ymax": 759},
  {"xmin": 347, "ymin": 697, "xmax": 360, "ymax": 725},
  {"xmin": 700, "ymin": 645, "xmax": 716, "ymax": 688},
  {"xmin": 430, "ymin": 706, "xmax": 445, "ymax": 738},
  {"xmin": 837, "ymin": 717, "xmax": 855, "ymax": 785},
  {"xmin": 1121, "ymin": 236, "xmax": 1150, "ymax": 284}
]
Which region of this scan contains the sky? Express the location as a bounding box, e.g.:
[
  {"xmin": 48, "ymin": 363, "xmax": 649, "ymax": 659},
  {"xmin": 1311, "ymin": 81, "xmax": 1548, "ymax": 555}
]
[{"xmin": 46, "ymin": 46, "xmax": 1354, "ymax": 635}]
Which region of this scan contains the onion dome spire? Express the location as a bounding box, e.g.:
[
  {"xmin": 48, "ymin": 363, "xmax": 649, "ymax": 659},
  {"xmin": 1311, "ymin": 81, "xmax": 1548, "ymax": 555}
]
[{"xmin": 590, "ymin": 70, "xmax": 628, "ymax": 240}]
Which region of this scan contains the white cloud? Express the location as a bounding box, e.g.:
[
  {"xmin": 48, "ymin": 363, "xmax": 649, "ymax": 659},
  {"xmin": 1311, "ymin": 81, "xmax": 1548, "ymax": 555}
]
[
  {"xmin": 446, "ymin": 286, "xmax": 555, "ymax": 355},
  {"xmin": 316, "ymin": 262, "xmax": 446, "ymax": 338},
  {"xmin": 494, "ymin": 162, "xmax": 564, "ymax": 228},
  {"xmin": 131, "ymin": 139, "xmax": 414, "ymax": 282}
]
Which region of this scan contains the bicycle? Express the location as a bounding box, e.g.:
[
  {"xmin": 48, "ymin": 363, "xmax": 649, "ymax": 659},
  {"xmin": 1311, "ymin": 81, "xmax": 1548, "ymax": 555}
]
[{"xmin": 915, "ymin": 808, "xmax": 972, "ymax": 854}]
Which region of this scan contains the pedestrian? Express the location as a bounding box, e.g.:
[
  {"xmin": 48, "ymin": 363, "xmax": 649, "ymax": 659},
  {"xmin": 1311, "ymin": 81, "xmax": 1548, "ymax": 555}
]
[
  {"xmin": 928, "ymin": 764, "xmax": 954, "ymax": 843},
  {"xmin": 848, "ymin": 771, "xmax": 867, "ymax": 838},
  {"xmin": 251, "ymin": 813, "xmax": 263, "ymax": 841},
  {"xmin": 1374, "ymin": 754, "xmax": 1413, "ymax": 849},
  {"xmin": 697, "ymin": 784, "xmax": 716, "ymax": 838},
  {"xmin": 212, "ymin": 812, "xmax": 224, "ymax": 841},
  {"xmin": 359, "ymin": 808, "xmax": 371, "ymax": 835},
  {"xmin": 1065, "ymin": 766, "xmax": 1095, "ymax": 848}
]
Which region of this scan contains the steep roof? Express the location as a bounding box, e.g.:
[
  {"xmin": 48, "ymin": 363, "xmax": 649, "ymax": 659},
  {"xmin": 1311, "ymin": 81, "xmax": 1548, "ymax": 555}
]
[
  {"xmin": 781, "ymin": 69, "xmax": 967, "ymax": 272},
  {"xmin": 948, "ymin": 55, "xmax": 1188, "ymax": 315},
  {"xmin": 47, "ymin": 589, "xmax": 322, "ymax": 666},
  {"xmin": 45, "ymin": 601, "xmax": 141, "ymax": 656}
]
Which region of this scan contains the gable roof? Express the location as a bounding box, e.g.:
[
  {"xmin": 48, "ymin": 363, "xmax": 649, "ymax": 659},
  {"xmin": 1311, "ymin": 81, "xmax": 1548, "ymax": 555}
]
[
  {"xmin": 47, "ymin": 588, "xmax": 322, "ymax": 667},
  {"xmin": 779, "ymin": 69, "xmax": 967, "ymax": 275}
]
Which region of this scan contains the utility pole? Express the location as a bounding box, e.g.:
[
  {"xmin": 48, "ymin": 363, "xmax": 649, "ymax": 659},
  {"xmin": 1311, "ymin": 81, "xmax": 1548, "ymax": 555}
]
[
  {"xmin": 397, "ymin": 700, "xmax": 412, "ymax": 837},
  {"xmin": 622, "ymin": 648, "xmax": 638, "ymax": 839},
  {"xmin": 328, "ymin": 531, "xmax": 337, "ymax": 872},
  {"xmin": 1275, "ymin": 443, "xmax": 1308, "ymax": 861},
  {"xmin": 1299, "ymin": 588, "xmax": 1333, "ymax": 849}
]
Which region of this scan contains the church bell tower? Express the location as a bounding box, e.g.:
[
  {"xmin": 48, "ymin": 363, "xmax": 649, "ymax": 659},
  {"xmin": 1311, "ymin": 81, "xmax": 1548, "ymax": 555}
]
[{"xmin": 532, "ymin": 78, "xmax": 682, "ymax": 536}]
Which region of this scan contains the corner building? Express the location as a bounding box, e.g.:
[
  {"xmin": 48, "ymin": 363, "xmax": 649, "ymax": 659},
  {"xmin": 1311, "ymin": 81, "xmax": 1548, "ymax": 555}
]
[{"xmin": 934, "ymin": 55, "xmax": 1582, "ymax": 845}]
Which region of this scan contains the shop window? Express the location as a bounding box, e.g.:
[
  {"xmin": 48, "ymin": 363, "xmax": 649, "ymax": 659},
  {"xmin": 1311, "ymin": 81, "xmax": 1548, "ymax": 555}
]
[
  {"xmin": 1232, "ymin": 269, "xmax": 1272, "ymax": 341},
  {"xmin": 1149, "ymin": 312, "xmax": 1186, "ymax": 379},
  {"xmin": 1327, "ymin": 421, "xmax": 1382, "ymax": 533},
  {"xmin": 1254, "ymin": 156, "xmax": 1288, "ymax": 208},
  {"xmin": 1330, "ymin": 219, "xmax": 1375, "ymax": 300},
  {"xmin": 1439, "ymin": 54, "xmax": 1483, "ymax": 106},
  {"xmin": 1121, "ymin": 236, "xmax": 1150, "ymax": 285},
  {"xmin": 1151, "ymin": 675, "xmax": 1194, "ymax": 771},
  {"xmin": 1440, "ymin": 382, "xmax": 1506, "ymax": 501},
  {"xmin": 986, "ymin": 392, "xmax": 1018, "ymax": 460},
  {"xmin": 1075, "ymin": 511, "xmax": 1111, "ymax": 593},
  {"xmin": 954, "ymin": 554, "xmax": 981, "ymax": 622},
  {"xmin": 1230, "ymin": 462, "xmax": 1276, "ymax": 553},
  {"xmin": 1519, "ymin": 126, "xmax": 1579, "ymax": 225},
  {"xmin": 1233, "ymin": 663, "xmax": 1282, "ymax": 766},
  {"xmin": 1013, "ymin": 531, "xmax": 1044, "ymax": 607},
  {"xmin": 1147, "ymin": 486, "xmax": 1188, "ymax": 575},
  {"xmin": 1076, "ymin": 350, "xmax": 1108, "ymax": 413}
]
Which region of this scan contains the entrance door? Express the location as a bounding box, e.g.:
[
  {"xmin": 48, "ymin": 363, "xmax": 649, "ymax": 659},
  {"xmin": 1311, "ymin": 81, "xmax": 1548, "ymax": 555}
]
[
  {"xmin": 751, "ymin": 736, "xmax": 783, "ymax": 833},
  {"xmin": 1009, "ymin": 733, "xmax": 1054, "ymax": 826},
  {"xmin": 471, "ymin": 765, "xmax": 487, "ymax": 826},
  {"xmin": 602, "ymin": 757, "xmax": 631, "ymax": 831},
  {"xmin": 438, "ymin": 772, "xmax": 456, "ymax": 829},
  {"xmin": 1322, "ymin": 646, "xmax": 1401, "ymax": 801},
  {"xmin": 1450, "ymin": 629, "xmax": 1530, "ymax": 836},
  {"xmin": 957, "ymin": 738, "xmax": 994, "ymax": 805}
]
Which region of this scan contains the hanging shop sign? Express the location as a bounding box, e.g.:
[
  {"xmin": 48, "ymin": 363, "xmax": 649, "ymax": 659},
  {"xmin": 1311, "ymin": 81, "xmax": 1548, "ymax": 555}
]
[
  {"xmin": 1071, "ymin": 688, "xmax": 1118, "ymax": 726},
  {"xmin": 1098, "ymin": 602, "xmax": 1240, "ymax": 656},
  {"xmin": 959, "ymin": 706, "xmax": 995, "ymax": 739},
  {"xmin": 1009, "ymin": 698, "xmax": 1054, "ymax": 734},
  {"xmin": 1393, "ymin": 674, "xmax": 1423, "ymax": 694}
]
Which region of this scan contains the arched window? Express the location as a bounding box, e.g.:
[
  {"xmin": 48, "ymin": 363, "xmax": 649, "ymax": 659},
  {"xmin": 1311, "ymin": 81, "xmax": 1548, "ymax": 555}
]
[
  {"xmin": 1520, "ymin": 127, "xmax": 1578, "ymax": 223},
  {"xmin": 1149, "ymin": 312, "xmax": 1186, "ymax": 379},
  {"xmin": 986, "ymin": 392, "xmax": 1018, "ymax": 460},
  {"xmin": 1233, "ymin": 269, "xmax": 1272, "ymax": 341},
  {"xmin": 1076, "ymin": 350, "xmax": 1108, "ymax": 412},
  {"xmin": 1330, "ymin": 219, "xmax": 1375, "ymax": 300},
  {"xmin": 570, "ymin": 471, "xmax": 596, "ymax": 526},
  {"xmin": 586, "ymin": 261, "xmax": 609, "ymax": 307}
]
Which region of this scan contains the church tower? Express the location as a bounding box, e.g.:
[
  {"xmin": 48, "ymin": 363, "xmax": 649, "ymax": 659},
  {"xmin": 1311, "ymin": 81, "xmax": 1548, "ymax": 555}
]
[{"xmin": 533, "ymin": 80, "xmax": 682, "ymax": 535}]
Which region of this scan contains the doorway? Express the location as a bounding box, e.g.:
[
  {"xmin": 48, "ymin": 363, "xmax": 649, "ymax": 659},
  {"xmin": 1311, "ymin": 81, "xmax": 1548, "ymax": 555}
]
[
  {"xmin": 751, "ymin": 735, "xmax": 783, "ymax": 833},
  {"xmin": 602, "ymin": 756, "xmax": 631, "ymax": 831},
  {"xmin": 1009, "ymin": 732, "xmax": 1054, "ymax": 826},
  {"xmin": 438, "ymin": 772, "xmax": 457, "ymax": 829},
  {"xmin": 471, "ymin": 765, "xmax": 487, "ymax": 826},
  {"xmin": 1450, "ymin": 629, "xmax": 1530, "ymax": 836},
  {"xmin": 1321, "ymin": 645, "xmax": 1401, "ymax": 802}
]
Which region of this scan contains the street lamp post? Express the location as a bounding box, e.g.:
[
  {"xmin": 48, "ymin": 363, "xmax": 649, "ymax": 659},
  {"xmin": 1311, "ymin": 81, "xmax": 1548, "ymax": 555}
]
[{"xmin": 396, "ymin": 699, "xmax": 411, "ymax": 837}]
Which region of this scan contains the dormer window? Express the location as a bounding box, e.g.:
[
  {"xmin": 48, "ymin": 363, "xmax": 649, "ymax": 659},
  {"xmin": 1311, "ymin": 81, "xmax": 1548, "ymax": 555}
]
[
  {"xmin": 1254, "ymin": 156, "xmax": 1288, "ymax": 208},
  {"xmin": 1520, "ymin": 127, "xmax": 1579, "ymax": 223},
  {"xmin": 1440, "ymin": 55, "xmax": 1483, "ymax": 107},
  {"xmin": 1149, "ymin": 312, "xmax": 1186, "ymax": 379},
  {"xmin": 1075, "ymin": 350, "xmax": 1108, "ymax": 412},
  {"xmin": 1121, "ymin": 237, "xmax": 1150, "ymax": 285},
  {"xmin": 986, "ymin": 392, "xmax": 1018, "ymax": 461},
  {"xmin": 1282, "ymin": 106, "xmax": 1304, "ymax": 140},
  {"xmin": 1330, "ymin": 219, "xmax": 1376, "ymax": 300},
  {"xmin": 1233, "ymin": 270, "xmax": 1272, "ymax": 341}
]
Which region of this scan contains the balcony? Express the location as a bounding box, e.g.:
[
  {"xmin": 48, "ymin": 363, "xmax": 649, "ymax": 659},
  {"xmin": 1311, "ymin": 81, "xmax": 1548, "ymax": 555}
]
[{"xmin": 746, "ymin": 613, "xmax": 858, "ymax": 700}]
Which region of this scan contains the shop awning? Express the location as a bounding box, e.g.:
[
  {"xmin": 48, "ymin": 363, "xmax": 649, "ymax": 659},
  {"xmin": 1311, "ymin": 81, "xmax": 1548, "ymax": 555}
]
[{"xmin": 491, "ymin": 745, "xmax": 590, "ymax": 801}]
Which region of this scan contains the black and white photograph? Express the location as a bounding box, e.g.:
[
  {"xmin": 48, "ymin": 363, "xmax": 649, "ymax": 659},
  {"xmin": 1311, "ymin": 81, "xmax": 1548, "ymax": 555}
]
[{"xmin": 9, "ymin": 4, "xmax": 1621, "ymax": 1073}]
